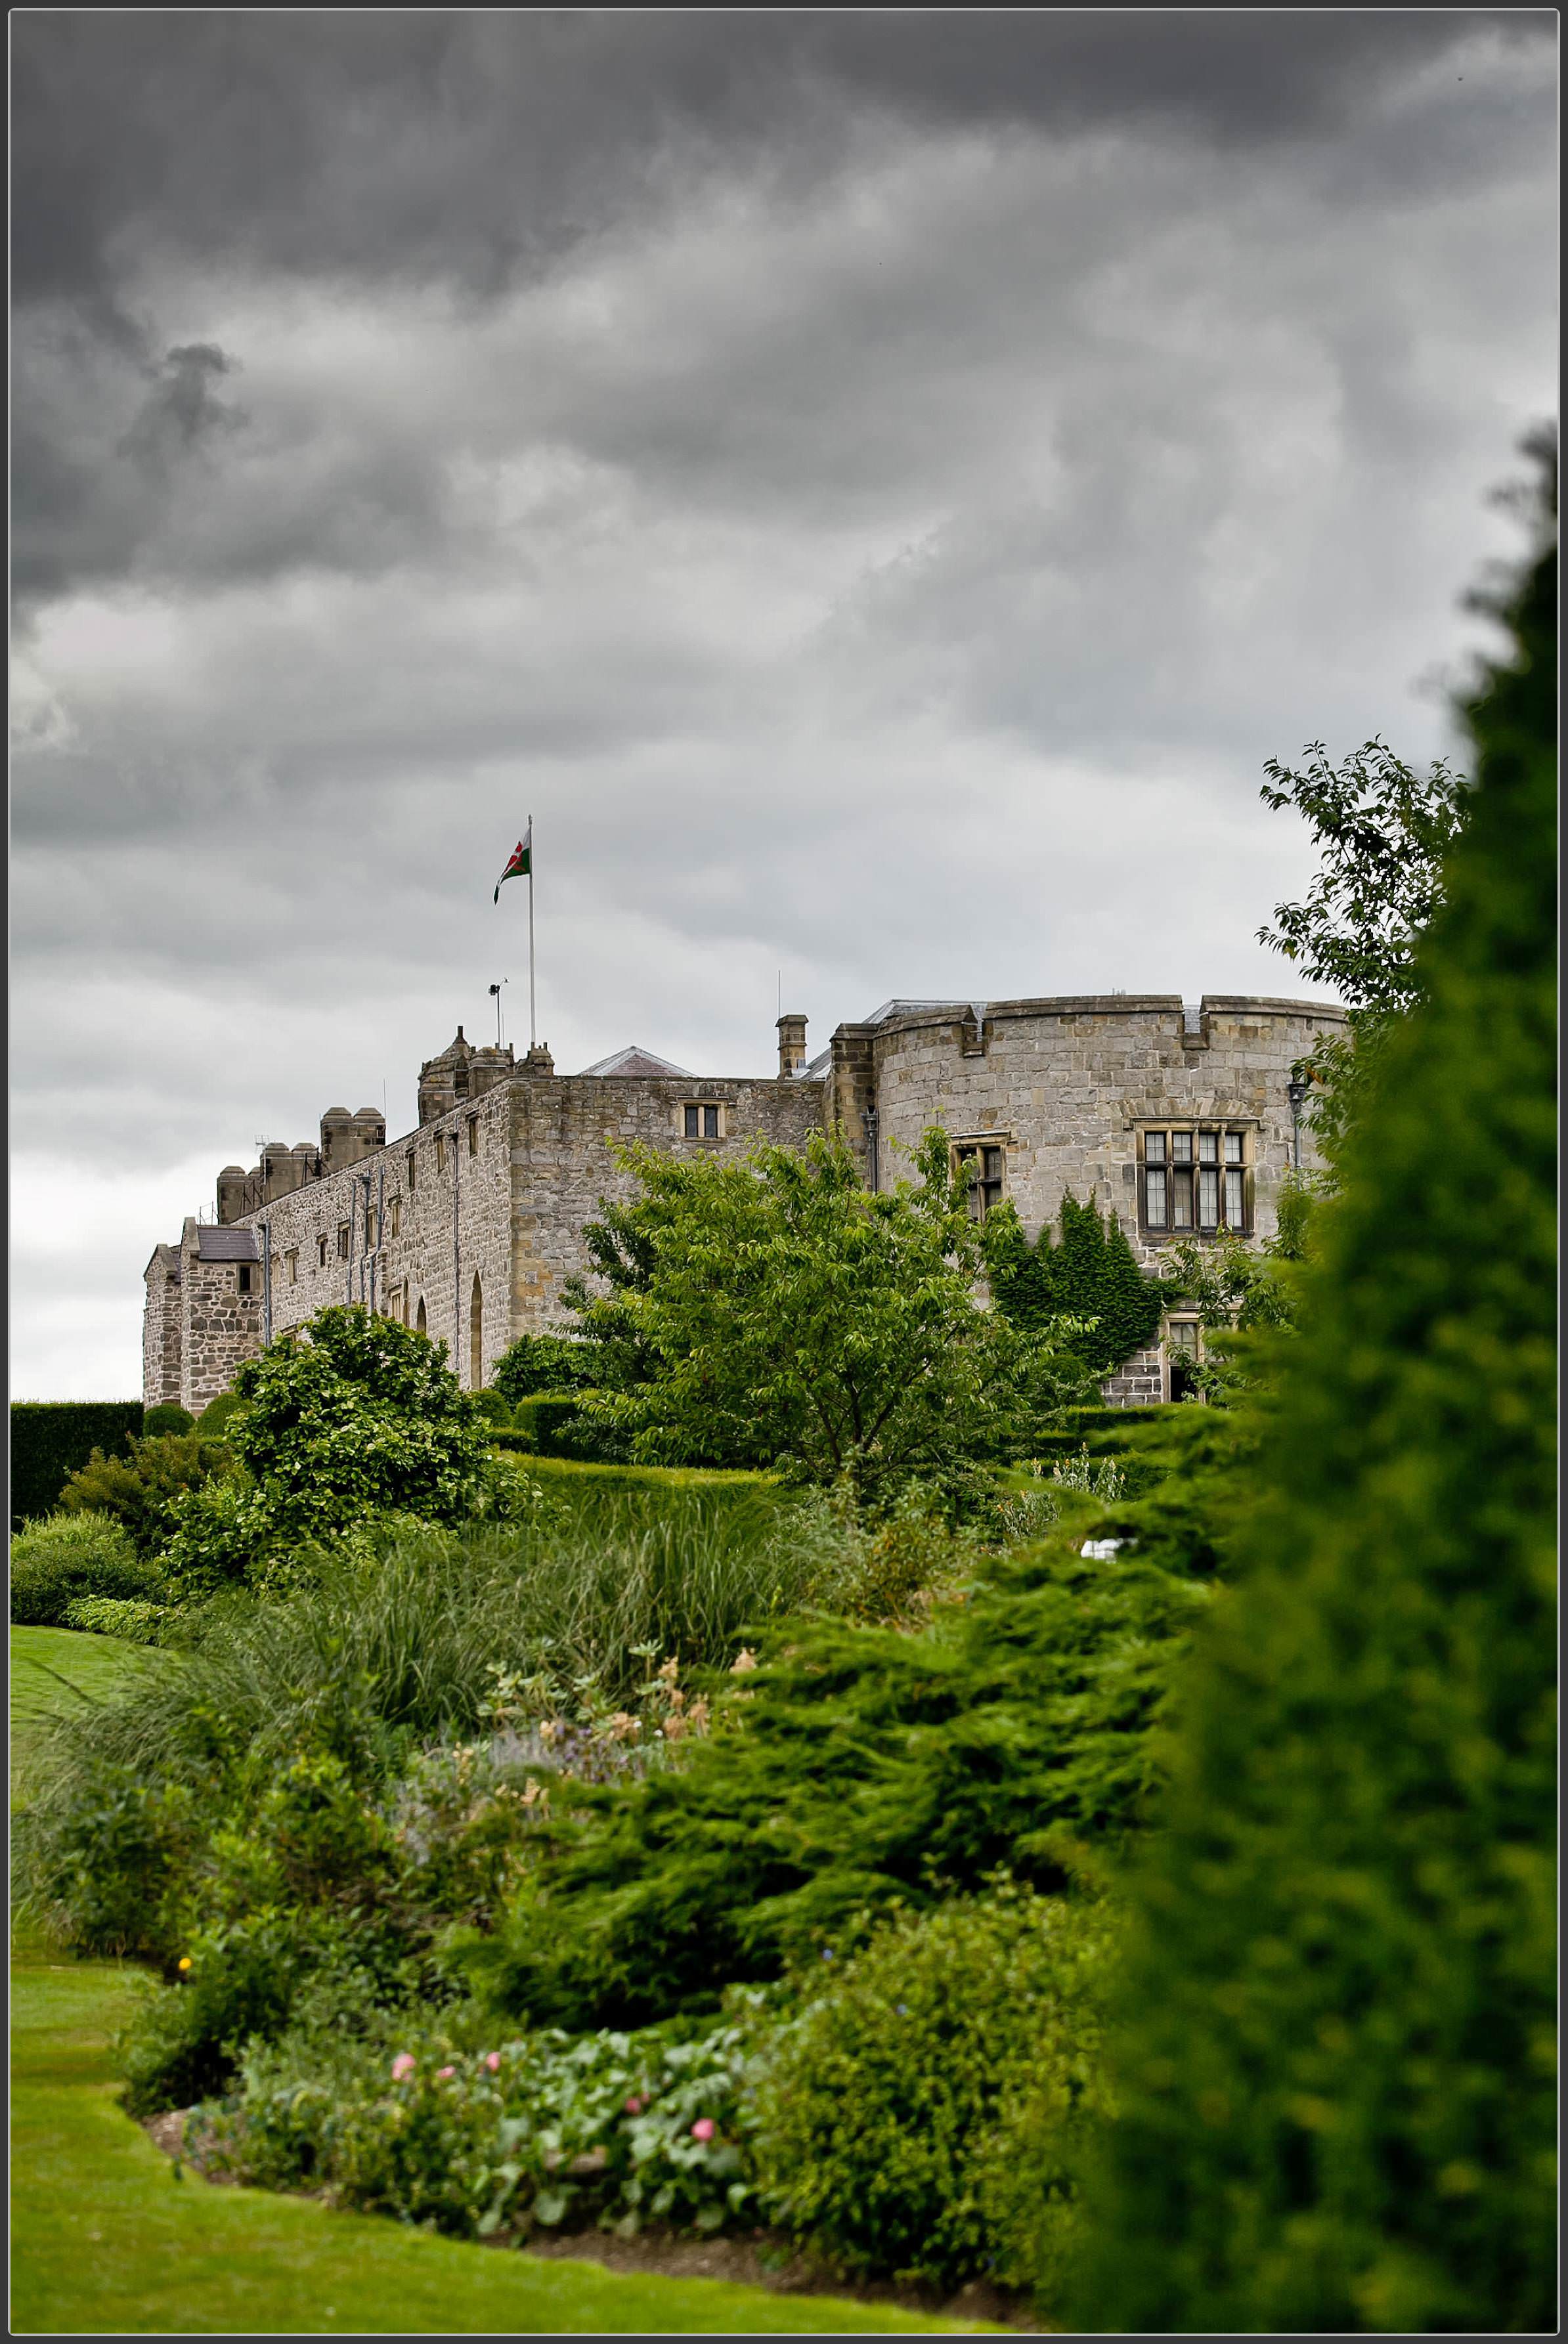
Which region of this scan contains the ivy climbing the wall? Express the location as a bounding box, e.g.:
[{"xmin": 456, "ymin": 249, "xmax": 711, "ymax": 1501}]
[{"xmin": 983, "ymin": 1194, "xmax": 1165, "ymax": 1377}]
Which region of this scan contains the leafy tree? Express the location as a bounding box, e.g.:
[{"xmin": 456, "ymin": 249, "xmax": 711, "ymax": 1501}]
[
  {"xmin": 577, "ymin": 1127, "xmax": 1091, "ymax": 1504},
  {"xmin": 1072, "ymin": 434, "xmax": 1556, "ymax": 2333},
  {"xmin": 556, "ymin": 1194, "xmax": 667, "ymax": 1392},
  {"xmin": 983, "ymin": 1193, "xmax": 1165, "ymax": 1376},
  {"xmin": 163, "ymin": 1307, "xmax": 489, "ymax": 1592}
]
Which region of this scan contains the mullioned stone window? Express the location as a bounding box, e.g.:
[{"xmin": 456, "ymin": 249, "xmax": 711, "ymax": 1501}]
[{"xmin": 1139, "ymin": 1126, "xmax": 1251, "ymax": 1237}]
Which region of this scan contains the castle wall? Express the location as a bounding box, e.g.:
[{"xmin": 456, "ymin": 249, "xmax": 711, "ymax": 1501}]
[
  {"xmin": 840, "ymin": 993, "xmax": 1344, "ymax": 1266},
  {"xmin": 142, "ymin": 1246, "xmax": 183, "ymax": 1408},
  {"xmin": 505, "ymin": 1074, "xmax": 827, "ymax": 1339}
]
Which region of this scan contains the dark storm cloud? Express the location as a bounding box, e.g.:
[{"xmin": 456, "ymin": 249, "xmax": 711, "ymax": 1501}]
[
  {"xmin": 11, "ymin": 11, "xmax": 1554, "ymax": 613},
  {"xmin": 12, "ymin": 12, "xmax": 1553, "ymax": 305}
]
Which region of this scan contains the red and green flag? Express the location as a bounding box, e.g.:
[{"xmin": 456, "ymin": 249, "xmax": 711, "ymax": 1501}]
[{"xmin": 494, "ymin": 823, "xmax": 532, "ymax": 903}]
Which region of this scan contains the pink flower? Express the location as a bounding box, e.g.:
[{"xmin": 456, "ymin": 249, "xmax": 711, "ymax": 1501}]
[
  {"xmin": 624, "ymin": 2094, "xmax": 645, "ymax": 2116},
  {"xmin": 691, "ymin": 2117, "xmax": 716, "ymax": 2143},
  {"xmin": 391, "ymin": 2054, "xmax": 416, "ymax": 2081},
  {"xmin": 485, "ymin": 2052, "xmax": 502, "ymax": 2073},
  {"xmin": 437, "ymin": 2066, "xmax": 455, "ymax": 2080}
]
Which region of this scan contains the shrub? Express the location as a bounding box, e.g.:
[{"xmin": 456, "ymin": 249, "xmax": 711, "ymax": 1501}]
[
  {"xmin": 194, "ymin": 1390, "xmax": 247, "ymax": 1437},
  {"xmin": 751, "ymin": 1886, "xmax": 1116, "ymax": 2296},
  {"xmin": 58, "ymin": 1431, "xmax": 236, "ymax": 1559},
  {"xmin": 510, "ymin": 1392, "xmax": 634, "ymax": 1463},
  {"xmin": 142, "ymin": 1404, "xmax": 196, "ymax": 1438},
  {"xmin": 1070, "ymin": 446, "xmax": 1557, "ymax": 2332},
  {"xmin": 492, "ymin": 1334, "xmax": 601, "ymax": 1402},
  {"xmin": 9, "ymin": 1400, "xmax": 142, "ymax": 1529},
  {"xmin": 199, "ymin": 1991, "xmax": 762, "ymax": 2242},
  {"xmin": 60, "ymin": 1596, "xmax": 170, "ymax": 1644},
  {"xmin": 469, "ymin": 1387, "xmax": 513, "ymax": 1429},
  {"xmin": 156, "ymin": 1308, "xmax": 490, "ymax": 1595},
  {"xmin": 9, "ymin": 1511, "xmax": 165, "ymax": 1625},
  {"xmin": 451, "ymin": 1540, "xmax": 1209, "ymax": 2031}
]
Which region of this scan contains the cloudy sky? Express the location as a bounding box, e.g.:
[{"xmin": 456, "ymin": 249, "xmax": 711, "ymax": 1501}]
[{"xmin": 11, "ymin": 11, "xmax": 1557, "ymax": 1398}]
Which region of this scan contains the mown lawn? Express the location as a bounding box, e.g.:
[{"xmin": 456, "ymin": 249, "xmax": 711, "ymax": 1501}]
[{"xmin": 10, "ymin": 1628, "xmax": 992, "ymax": 2337}]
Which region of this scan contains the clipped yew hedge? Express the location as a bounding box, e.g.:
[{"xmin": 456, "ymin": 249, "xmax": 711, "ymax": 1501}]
[{"xmin": 10, "ymin": 1401, "xmax": 144, "ymax": 1531}]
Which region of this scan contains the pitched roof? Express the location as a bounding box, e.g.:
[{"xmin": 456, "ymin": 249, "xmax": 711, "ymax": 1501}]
[
  {"xmin": 195, "ymin": 1226, "xmax": 261, "ymax": 1263},
  {"xmin": 575, "ymin": 1045, "xmax": 696, "ymax": 1079}
]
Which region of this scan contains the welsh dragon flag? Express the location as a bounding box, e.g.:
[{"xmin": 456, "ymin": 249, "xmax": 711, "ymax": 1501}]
[{"xmin": 493, "ymin": 824, "xmax": 532, "ymax": 903}]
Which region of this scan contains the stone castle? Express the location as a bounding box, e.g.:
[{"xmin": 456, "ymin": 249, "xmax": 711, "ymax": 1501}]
[{"xmin": 144, "ymin": 991, "xmax": 1344, "ymax": 1415}]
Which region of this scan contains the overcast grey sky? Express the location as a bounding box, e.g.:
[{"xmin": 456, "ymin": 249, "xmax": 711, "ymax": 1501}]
[{"xmin": 10, "ymin": 11, "xmax": 1557, "ymax": 1398}]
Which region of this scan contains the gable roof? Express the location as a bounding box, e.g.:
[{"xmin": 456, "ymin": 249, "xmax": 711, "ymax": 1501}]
[
  {"xmin": 195, "ymin": 1226, "xmax": 261, "ymax": 1263},
  {"xmin": 575, "ymin": 1045, "xmax": 696, "ymax": 1079}
]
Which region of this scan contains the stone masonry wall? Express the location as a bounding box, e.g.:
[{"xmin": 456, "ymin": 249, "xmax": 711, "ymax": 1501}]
[
  {"xmin": 211, "ymin": 1068, "xmax": 829, "ymax": 1397},
  {"xmin": 507, "ymin": 1074, "xmax": 827, "ymax": 1338},
  {"xmin": 851, "ymin": 994, "xmax": 1345, "ymax": 1266},
  {"xmin": 142, "ymin": 1246, "xmax": 183, "ymax": 1408},
  {"xmin": 178, "ymin": 1226, "xmax": 263, "ymax": 1414}
]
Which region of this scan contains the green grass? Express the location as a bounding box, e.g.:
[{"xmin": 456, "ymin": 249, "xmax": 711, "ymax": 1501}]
[
  {"xmin": 9, "ymin": 1949, "xmax": 980, "ymax": 2335},
  {"xmin": 11, "ymin": 1622, "xmax": 164, "ymax": 1721}
]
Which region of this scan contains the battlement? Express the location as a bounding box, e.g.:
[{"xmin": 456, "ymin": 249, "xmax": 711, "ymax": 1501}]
[{"xmin": 417, "ymin": 1026, "xmax": 517, "ymax": 1126}]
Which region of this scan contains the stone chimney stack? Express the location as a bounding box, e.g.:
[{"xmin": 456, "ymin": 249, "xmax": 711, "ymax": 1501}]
[{"xmin": 777, "ymin": 1013, "xmax": 808, "ymax": 1077}]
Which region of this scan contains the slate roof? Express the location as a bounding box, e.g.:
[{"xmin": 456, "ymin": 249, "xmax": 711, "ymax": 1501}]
[
  {"xmin": 195, "ymin": 1226, "xmax": 261, "ymax": 1263},
  {"xmin": 575, "ymin": 1045, "xmax": 697, "ymax": 1079}
]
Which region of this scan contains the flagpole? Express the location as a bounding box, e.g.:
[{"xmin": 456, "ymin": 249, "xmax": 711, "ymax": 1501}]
[{"xmin": 527, "ymin": 814, "xmax": 536, "ymax": 1050}]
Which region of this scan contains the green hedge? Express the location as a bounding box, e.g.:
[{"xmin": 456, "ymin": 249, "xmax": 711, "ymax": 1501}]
[
  {"xmin": 489, "ymin": 1450, "xmax": 779, "ymax": 1499},
  {"xmin": 504, "ymin": 1391, "xmax": 632, "ymax": 1463},
  {"xmin": 10, "ymin": 1402, "xmax": 144, "ymax": 1530}
]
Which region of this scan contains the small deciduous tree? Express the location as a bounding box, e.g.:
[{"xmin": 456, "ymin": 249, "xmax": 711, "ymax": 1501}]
[
  {"xmin": 1259, "ymin": 737, "xmax": 1467, "ymax": 1168},
  {"xmin": 575, "ymin": 1127, "xmax": 1091, "ymax": 1504},
  {"xmin": 164, "ymin": 1307, "xmax": 489, "ymax": 1592}
]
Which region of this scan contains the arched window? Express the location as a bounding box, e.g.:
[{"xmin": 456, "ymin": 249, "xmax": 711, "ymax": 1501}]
[
  {"xmin": 415, "ymin": 1295, "xmax": 427, "ymax": 1336},
  {"xmin": 469, "ymin": 1273, "xmax": 483, "ymax": 1389}
]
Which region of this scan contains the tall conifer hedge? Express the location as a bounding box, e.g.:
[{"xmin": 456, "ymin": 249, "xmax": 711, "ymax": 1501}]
[{"xmin": 1069, "ymin": 449, "xmax": 1556, "ymax": 2332}]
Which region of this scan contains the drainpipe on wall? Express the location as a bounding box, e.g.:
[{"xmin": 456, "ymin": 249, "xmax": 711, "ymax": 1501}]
[
  {"xmin": 261, "ymin": 1221, "xmax": 272, "ymax": 1347},
  {"xmin": 452, "ymin": 1122, "xmax": 462, "ymax": 1385}
]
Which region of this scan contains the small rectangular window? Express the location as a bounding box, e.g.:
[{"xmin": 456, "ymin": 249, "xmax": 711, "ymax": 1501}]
[
  {"xmin": 407, "ymin": 1152, "xmax": 416, "ymax": 1194},
  {"xmin": 390, "ymin": 1198, "xmax": 402, "ymax": 1239},
  {"xmin": 338, "ymin": 1223, "xmax": 351, "ymax": 1260},
  {"xmin": 1144, "ymin": 1130, "xmax": 1167, "ymax": 1166},
  {"xmin": 1171, "ymin": 1130, "xmax": 1192, "ymax": 1167},
  {"xmin": 703, "ymin": 1104, "xmax": 719, "ymax": 1139},
  {"xmin": 286, "ymin": 1249, "xmax": 298, "ymax": 1286},
  {"xmin": 1198, "ymin": 1130, "xmax": 1219, "ymax": 1167},
  {"xmin": 317, "ymin": 1236, "xmax": 328, "ymax": 1269},
  {"xmin": 1172, "ymin": 1167, "xmax": 1193, "ymax": 1228},
  {"xmin": 237, "ymin": 1264, "xmax": 253, "ymax": 1295},
  {"xmin": 1198, "ymin": 1167, "xmax": 1219, "ymax": 1228},
  {"xmin": 954, "ymin": 1140, "xmax": 1005, "ymax": 1219},
  {"xmin": 1146, "ymin": 1166, "xmax": 1167, "ymax": 1226},
  {"xmin": 1225, "ymin": 1167, "xmax": 1245, "ymax": 1226},
  {"xmin": 1224, "ymin": 1131, "xmax": 1244, "ymax": 1167},
  {"xmin": 468, "ymin": 1117, "xmax": 479, "ymax": 1156},
  {"xmin": 435, "ymin": 1135, "xmax": 445, "ymax": 1175}
]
